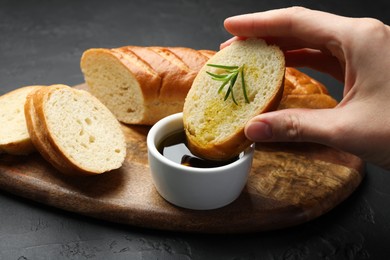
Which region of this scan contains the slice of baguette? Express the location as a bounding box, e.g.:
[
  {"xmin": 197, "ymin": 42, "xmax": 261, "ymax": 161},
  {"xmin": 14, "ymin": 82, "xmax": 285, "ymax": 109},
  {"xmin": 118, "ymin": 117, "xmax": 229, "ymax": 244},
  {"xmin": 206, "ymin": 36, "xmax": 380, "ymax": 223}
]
[
  {"xmin": 183, "ymin": 39, "xmax": 285, "ymax": 160},
  {"xmin": 80, "ymin": 46, "xmax": 212, "ymax": 125},
  {"xmin": 0, "ymin": 85, "xmax": 43, "ymax": 155},
  {"xmin": 25, "ymin": 84, "xmax": 126, "ymax": 175},
  {"xmin": 25, "ymin": 87, "xmax": 73, "ymax": 173}
]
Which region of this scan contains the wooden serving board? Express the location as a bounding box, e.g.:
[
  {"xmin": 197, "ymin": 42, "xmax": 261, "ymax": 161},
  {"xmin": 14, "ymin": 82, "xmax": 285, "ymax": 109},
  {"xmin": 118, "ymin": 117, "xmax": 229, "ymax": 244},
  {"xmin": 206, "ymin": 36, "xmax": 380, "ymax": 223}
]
[{"xmin": 0, "ymin": 84, "xmax": 365, "ymax": 233}]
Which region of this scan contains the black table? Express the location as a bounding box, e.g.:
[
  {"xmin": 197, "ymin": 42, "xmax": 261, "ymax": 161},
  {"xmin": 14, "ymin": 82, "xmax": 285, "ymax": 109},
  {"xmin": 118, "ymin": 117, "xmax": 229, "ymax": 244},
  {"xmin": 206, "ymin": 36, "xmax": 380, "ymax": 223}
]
[{"xmin": 1, "ymin": 0, "xmax": 390, "ymax": 259}]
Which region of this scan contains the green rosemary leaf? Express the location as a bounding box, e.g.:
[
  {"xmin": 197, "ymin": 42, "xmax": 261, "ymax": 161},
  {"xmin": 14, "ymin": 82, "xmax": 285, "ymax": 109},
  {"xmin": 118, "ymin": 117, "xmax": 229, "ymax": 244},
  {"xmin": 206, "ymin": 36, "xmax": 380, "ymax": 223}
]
[
  {"xmin": 207, "ymin": 64, "xmax": 239, "ymax": 70},
  {"xmin": 224, "ymin": 84, "xmax": 232, "ymax": 101},
  {"xmin": 241, "ymin": 66, "xmax": 250, "ymax": 103},
  {"xmin": 206, "ymin": 63, "xmax": 249, "ymax": 105},
  {"xmin": 229, "ymin": 73, "xmax": 239, "ymax": 105},
  {"xmin": 206, "ymin": 71, "xmax": 230, "ymax": 79},
  {"xmin": 218, "ymin": 80, "xmax": 230, "ymax": 93},
  {"xmin": 230, "ymin": 72, "xmax": 238, "ymax": 89},
  {"xmin": 212, "ymin": 77, "xmax": 230, "ymax": 82}
]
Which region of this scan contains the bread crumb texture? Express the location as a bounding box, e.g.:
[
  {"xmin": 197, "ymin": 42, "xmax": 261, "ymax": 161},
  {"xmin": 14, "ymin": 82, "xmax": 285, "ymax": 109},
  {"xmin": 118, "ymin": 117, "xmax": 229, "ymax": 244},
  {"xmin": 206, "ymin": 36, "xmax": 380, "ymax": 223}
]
[
  {"xmin": 43, "ymin": 86, "xmax": 126, "ymax": 173},
  {"xmin": 184, "ymin": 39, "xmax": 285, "ymax": 145},
  {"xmin": 81, "ymin": 49, "xmax": 144, "ymax": 123},
  {"xmin": 0, "ymin": 86, "xmax": 39, "ymax": 154}
]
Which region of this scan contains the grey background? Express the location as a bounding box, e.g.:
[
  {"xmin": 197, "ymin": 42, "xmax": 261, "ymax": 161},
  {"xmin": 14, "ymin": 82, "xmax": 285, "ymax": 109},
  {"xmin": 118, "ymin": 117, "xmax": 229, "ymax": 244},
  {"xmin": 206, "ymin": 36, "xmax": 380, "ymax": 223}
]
[{"xmin": 1, "ymin": 0, "xmax": 390, "ymax": 259}]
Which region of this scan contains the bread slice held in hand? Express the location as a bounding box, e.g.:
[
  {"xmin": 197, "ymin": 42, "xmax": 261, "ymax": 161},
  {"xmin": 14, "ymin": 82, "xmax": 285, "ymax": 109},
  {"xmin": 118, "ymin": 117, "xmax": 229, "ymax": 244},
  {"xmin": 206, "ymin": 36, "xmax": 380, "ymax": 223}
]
[
  {"xmin": 183, "ymin": 39, "xmax": 285, "ymax": 160},
  {"xmin": 0, "ymin": 85, "xmax": 42, "ymax": 155},
  {"xmin": 25, "ymin": 84, "xmax": 126, "ymax": 175}
]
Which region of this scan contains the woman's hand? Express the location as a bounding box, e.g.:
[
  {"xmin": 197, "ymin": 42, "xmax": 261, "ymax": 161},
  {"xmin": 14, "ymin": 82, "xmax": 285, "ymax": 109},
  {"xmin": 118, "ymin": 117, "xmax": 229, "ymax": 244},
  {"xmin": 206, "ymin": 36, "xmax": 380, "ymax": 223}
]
[{"xmin": 223, "ymin": 7, "xmax": 390, "ymax": 169}]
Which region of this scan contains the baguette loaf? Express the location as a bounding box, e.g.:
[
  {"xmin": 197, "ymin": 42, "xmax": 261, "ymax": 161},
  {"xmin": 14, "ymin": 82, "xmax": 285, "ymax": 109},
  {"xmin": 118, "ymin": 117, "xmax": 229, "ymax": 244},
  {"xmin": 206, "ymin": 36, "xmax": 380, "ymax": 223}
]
[
  {"xmin": 278, "ymin": 67, "xmax": 338, "ymax": 109},
  {"xmin": 24, "ymin": 84, "xmax": 126, "ymax": 175},
  {"xmin": 183, "ymin": 39, "xmax": 285, "ymax": 160},
  {"xmin": 80, "ymin": 46, "xmax": 212, "ymax": 125},
  {"xmin": 0, "ymin": 85, "xmax": 42, "ymax": 155}
]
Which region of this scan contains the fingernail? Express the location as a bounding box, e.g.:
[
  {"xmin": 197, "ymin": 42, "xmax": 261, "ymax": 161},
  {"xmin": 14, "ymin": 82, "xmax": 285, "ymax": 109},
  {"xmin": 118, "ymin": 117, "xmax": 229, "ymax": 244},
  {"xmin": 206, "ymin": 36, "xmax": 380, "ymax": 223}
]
[
  {"xmin": 220, "ymin": 37, "xmax": 238, "ymax": 49},
  {"xmin": 245, "ymin": 121, "xmax": 273, "ymax": 141},
  {"xmin": 225, "ymin": 14, "xmax": 245, "ymax": 22}
]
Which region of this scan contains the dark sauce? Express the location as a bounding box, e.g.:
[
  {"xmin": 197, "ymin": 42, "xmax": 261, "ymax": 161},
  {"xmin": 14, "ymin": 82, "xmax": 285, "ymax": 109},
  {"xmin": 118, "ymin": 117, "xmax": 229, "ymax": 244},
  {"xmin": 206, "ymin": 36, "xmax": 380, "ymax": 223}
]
[{"xmin": 157, "ymin": 130, "xmax": 239, "ymax": 168}]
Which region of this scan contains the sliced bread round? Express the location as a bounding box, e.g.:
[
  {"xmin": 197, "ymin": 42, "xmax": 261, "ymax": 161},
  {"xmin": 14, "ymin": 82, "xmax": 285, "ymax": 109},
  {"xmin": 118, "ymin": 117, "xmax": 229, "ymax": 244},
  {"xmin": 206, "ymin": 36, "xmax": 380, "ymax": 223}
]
[
  {"xmin": 24, "ymin": 86, "xmax": 73, "ymax": 173},
  {"xmin": 25, "ymin": 84, "xmax": 126, "ymax": 175},
  {"xmin": 0, "ymin": 85, "xmax": 43, "ymax": 155},
  {"xmin": 183, "ymin": 39, "xmax": 285, "ymax": 160}
]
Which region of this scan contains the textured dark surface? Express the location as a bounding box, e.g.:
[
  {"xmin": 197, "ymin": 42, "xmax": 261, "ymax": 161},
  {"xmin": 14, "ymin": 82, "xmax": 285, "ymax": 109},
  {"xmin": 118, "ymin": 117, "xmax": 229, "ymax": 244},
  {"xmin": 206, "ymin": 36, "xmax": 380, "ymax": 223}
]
[{"xmin": 1, "ymin": 0, "xmax": 390, "ymax": 259}]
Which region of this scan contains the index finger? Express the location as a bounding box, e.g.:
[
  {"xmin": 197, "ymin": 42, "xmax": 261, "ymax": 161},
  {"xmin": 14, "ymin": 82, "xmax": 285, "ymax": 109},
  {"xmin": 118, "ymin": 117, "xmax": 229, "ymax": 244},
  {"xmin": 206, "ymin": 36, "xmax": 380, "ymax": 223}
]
[{"xmin": 224, "ymin": 7, "xmax": 350, "ymax": 53}]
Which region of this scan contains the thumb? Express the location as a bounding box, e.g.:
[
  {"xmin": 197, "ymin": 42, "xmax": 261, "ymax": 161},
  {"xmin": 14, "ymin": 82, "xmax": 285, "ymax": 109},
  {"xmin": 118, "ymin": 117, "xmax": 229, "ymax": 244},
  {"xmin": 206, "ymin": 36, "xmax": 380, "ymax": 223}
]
[{"xmin": 245, "ymin": 108, "xmax": 340, "ymax": 146}]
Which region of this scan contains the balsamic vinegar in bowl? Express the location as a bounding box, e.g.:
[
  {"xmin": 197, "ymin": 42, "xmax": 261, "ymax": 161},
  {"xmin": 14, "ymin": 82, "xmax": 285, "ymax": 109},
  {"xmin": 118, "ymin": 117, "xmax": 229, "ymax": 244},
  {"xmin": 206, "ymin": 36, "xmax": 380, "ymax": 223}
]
[
  {"xmin": 157, "ymin": 130, "xmax": 240, "ymax": 168},
  {"xmin": 147, "ymin": 112, "xmax": 254, "ymax": 210}
]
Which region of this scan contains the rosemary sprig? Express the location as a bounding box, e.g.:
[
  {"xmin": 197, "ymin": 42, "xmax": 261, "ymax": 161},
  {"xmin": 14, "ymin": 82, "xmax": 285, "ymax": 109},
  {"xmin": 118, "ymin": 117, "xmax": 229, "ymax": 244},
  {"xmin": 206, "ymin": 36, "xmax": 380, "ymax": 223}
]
[{"xmin": 206, "ymin": 64, "xmax": 249, "ymax": 105}]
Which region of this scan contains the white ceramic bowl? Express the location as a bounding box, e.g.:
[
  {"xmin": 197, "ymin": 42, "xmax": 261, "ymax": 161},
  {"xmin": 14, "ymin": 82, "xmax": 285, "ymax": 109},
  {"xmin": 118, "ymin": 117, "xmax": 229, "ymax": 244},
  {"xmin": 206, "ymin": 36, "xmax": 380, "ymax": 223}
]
[{"xmin": 147, "ymin": 112, "xmax": 255, "ymax": 210}]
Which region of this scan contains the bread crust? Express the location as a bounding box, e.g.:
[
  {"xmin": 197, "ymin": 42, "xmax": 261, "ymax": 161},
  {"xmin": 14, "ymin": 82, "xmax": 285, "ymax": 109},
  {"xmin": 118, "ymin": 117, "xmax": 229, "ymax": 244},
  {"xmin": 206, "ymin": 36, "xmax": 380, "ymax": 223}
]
[
  {"xmin": 110, "ymin": 48, "xmax": 161, "ymax": 102},
  {"xmin": 166, "ymin": 47, "xmax": 210, "ymax": 72},
  {"xmin": 25, "ymin": 86, "xmax": 74, "ymax": 174},
  {"xmin": 198, "ymin": 50, "xmax": 216, "ymax": 59},
  {"xmin": 0, "ymin": 86, "xmax": 42, "ymax": 155},
  {"xmin": 0, "ymin": 140, "xmax": 34, "ymax": 155},
  {"xmin": 123, "ymin": 46, "xmax": 198, "ymax": 102},
  {"xmin": 81, "ymin": 46, "xmax": 214, "ymax": 125},
  {"xmin": 278, "ymin": 67, "xmax": 338, "ymax": 109}
]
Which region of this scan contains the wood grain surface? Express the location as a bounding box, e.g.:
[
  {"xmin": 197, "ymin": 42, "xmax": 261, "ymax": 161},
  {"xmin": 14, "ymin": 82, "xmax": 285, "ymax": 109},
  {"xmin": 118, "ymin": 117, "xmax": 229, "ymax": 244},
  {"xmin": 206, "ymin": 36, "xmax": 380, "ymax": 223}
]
[{"xmin": 0, "ymin": 84, "xmax": 365, "ymax": 234}]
